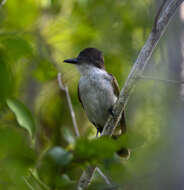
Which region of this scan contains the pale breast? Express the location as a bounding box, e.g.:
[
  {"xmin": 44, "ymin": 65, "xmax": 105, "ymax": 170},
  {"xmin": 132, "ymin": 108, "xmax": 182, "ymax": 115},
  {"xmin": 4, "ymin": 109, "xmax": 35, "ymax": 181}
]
[{"xmin": 78, "ymin": 70, "xmax": 117, "ymax": 128}]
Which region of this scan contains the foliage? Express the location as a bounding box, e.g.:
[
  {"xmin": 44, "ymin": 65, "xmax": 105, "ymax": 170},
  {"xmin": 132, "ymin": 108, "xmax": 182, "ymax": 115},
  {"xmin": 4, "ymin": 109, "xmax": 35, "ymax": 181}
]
[
  {"xmin": 7, "ymin": 98, "xmax": 36, "ymax": 137},
  {"xmin": 0, "ymin": 0, "xmax": 178, "ymax": 189}
]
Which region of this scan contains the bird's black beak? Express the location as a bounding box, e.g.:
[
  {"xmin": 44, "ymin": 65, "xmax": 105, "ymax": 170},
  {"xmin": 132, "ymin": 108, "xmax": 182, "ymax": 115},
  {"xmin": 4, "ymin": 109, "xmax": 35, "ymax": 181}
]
[{"xmin": 64, "ymin": 58, "xmax": 78, "ymax": 64}]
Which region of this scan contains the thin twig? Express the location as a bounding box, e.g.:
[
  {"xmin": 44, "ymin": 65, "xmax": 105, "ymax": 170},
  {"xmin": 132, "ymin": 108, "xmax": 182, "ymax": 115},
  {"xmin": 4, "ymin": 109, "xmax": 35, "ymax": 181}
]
[
  {"xmin": 57, "ymin": 72, "xmax": 80, "ymax": 137},
  {"xmin": 22, "ymin": 177, "xmax": 35, "ymax": 190},
  {"xmin": 35, "ymin": 29, "xmax": 80, "ymax": 137},
  {"xmin": 96, "ymin": 168, "xmax": 111, "ymax": 185},
  {"xmin": 77, "ymin": 0, "xmax": 184, "ymax": 189},
  {"xmin": 140, "ymin": 75, "xmax": 184, "ymax": 84}
]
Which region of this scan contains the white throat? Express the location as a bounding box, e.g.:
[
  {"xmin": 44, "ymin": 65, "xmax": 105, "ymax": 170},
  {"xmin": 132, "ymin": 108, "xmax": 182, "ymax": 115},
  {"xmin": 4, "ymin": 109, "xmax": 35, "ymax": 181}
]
[{"xmin": 76, "ymin": 64, "xmax": 105, "ymax": 76}]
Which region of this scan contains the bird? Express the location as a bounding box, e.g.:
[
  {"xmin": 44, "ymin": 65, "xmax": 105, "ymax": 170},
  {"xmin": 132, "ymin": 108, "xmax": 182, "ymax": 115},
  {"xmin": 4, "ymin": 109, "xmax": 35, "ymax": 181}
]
[{"xmin": 64, "ymin": 47, "xmax": 126, "ymax": 138}]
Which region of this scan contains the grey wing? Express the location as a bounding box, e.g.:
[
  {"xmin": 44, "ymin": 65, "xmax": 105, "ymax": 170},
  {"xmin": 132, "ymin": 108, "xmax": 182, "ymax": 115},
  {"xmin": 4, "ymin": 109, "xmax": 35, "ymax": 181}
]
[{"xmin": 109, "ymin": 73, "xmax": 120, "ymax": 97}]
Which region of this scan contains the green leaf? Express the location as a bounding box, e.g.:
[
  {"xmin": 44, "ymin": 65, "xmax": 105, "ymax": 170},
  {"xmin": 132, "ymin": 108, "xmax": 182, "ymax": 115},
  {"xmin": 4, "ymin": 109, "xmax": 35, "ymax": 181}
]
[
  {"xmin": 45, "ymin": 147, "xmax": 73, "ymax": 167},
  {"xmin": 1, "ymin": 36, "xmax": 33, "ymax": 61},
  {"xmin": 0, "ymin": 55, "xmax": 13, "ymax": 103},
  {"xmin": 62, "ymin": 127, "xmax": 75, "ymax": 144},
  {"xmin": 0, "ymin": 127, "xmax": 36, "ymax": 189},
  {"xmin": 74, "ymin": 137, "xmax": 119, "ymax": 163},
  {"xmin": 6, "ymin": 98, "xmax": 36, "ymax": 138},
  {"xmin": 38, "ymin": 147, "xmax": 73, "ymax": 187}
]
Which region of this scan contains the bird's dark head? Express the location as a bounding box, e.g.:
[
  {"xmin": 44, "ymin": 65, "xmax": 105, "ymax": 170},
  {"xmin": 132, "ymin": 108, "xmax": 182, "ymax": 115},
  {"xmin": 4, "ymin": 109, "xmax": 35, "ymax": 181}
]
[{"xmin": 64, "ymin": 48, "xmax": 105, "ymax": 69}]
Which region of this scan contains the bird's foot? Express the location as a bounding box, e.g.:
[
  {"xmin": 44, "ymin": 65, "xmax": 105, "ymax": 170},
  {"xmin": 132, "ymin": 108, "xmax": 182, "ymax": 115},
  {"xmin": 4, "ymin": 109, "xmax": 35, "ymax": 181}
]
[
  {"xmin": 96, "ymin": 127, "xmax": 103, "ymax": 138},
  {"xmin": 96, "ymin": 128, "xmax": 100, "ymax": 138}
]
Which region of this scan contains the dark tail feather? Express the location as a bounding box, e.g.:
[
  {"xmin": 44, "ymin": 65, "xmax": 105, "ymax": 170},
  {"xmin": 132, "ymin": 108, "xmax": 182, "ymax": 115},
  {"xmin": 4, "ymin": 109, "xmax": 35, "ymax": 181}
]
[
  {"xmin": 117, "ymin": 111, "xmax": 130, "ymax": 158},
  {"xmin": 120, "ymin": 111, "xmax": 126, "ymax": 134}
]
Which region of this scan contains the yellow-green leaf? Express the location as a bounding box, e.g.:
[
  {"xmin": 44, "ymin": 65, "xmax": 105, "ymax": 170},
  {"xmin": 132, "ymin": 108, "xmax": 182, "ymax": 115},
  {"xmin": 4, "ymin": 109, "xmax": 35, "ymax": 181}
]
[{"xmin": 6, "ymin": 98, "xmax": 36, "ymax": 138}]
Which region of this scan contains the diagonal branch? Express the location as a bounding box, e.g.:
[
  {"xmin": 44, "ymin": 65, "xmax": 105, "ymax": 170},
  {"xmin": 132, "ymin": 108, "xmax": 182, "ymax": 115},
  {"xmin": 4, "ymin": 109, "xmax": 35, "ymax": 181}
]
[
  {"xmin": 96, "ymin": 167, "xmax": 111, "ymax": 185},
  {"xmin": 152, "ymin": 0, "xmax": 168, "ymax": 32},
  {"xmin": 77, "ymin": 0, "xmax": 184, "ymax": 189},
  {"xmin": 102, "ymin": 0, "xmax": 184, "ymax": 137}
]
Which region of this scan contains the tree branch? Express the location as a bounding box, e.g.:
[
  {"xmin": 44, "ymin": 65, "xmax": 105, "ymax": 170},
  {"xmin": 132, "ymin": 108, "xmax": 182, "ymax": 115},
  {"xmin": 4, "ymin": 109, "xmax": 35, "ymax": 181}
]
[
  {"xmin": 152, "ymin": 0, "xmax": 168, "ymax": 32},
  {"xmin": 96, "ymin": 167, "xmax": 111, "ymax": 185},
  {"xmin": 77, "ymin": 0, "xmax": 184, "ymax": 189},
  {"xmin": 77, "ymin": 166, "xmax": 96, "ymax": 190},
  {"xmin": 57, "ymin": 72, "xmax": 80, "ymax": 137},
  {"xmin": 102, "ymin": 0, "xmax": 184, "ymax": 136},
  {"xmin": 140, "ymin": 75, "xmax": 184, "ymax": 84}
]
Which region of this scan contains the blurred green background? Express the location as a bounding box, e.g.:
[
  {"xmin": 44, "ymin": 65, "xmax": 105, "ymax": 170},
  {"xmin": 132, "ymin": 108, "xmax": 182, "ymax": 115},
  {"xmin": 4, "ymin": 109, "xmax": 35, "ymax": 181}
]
[{"xmin": 0, "ymin": 0, "xmax": 184, "ymax": 189}]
